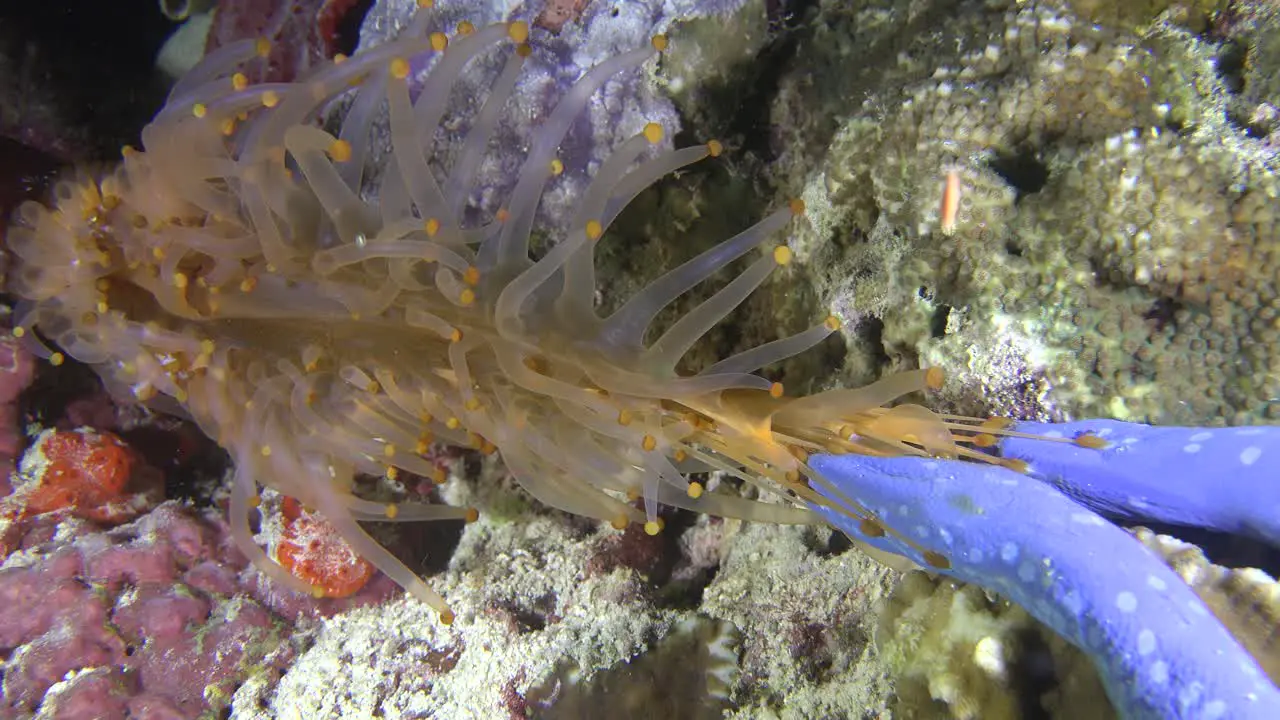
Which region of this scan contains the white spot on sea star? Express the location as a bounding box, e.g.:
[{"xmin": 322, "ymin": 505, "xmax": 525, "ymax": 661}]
[
  {"xmin": 1001, "ymin": 542, "xmax": 1018, "ymax": 563},
  {"xmin": 1138, "ymin": 629, "xmax": 1156, "ymax": 655},
  {"xmin": 1183, "ymin": 443, "xmax": 1201, "ymax": 453},
  {"xmin": 1116, "ymin": 591, "xmax": 1137, "ymax": 612},
  {"xmin": 1061, "ymin": 588, "xmax": 1083, "ymax": 616},
  {"xmin": 1240, "ymin": 446, "xmax": 1262, "ymax": 466}
]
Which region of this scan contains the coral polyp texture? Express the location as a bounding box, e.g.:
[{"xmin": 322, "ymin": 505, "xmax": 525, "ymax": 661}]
[
  {"xmin": 3, "ymin": 8, "xmax": 1022, "ymax": 625},
  {"xmin": 772, "ymin": 0, "xmax": 1280, "ymax": 425}
]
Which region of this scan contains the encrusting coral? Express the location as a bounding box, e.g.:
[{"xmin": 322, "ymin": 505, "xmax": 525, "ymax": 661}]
[
  {"xmin": 770, "ymin": 0, "xmax": 1280, "ymax": 425},
  {"xmin": 2, "ymin": 3, "xmax": 1083, "ymax": 624}
]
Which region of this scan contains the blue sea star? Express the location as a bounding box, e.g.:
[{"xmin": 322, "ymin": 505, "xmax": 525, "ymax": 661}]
[{"xmin": 808, "ymin": 420, "xmax": 1280, "ymax": 719}]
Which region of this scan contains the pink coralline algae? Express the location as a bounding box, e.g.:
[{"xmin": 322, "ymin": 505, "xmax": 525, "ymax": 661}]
[
  {"xmin": 0, "ymin": 497, "xmax": 399, "ymax": 717},
  {"xmin": 1, "ymin": 503, "xmax": 275, "ymax": 717},
  {"xmin": 0, "ymin": 334, "xmax": 35, "ymax": 494}
]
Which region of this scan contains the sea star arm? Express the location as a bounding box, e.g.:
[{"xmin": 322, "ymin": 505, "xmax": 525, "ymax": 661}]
[{"xmin": 808, "ymin": 445, "xmax": 1279, "ymax": 719}]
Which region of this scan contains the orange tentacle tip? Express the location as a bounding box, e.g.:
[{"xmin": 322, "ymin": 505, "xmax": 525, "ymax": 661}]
[
  {"xmin": 1074, "ymin": 433, "xmax": 1109, "ymax": 449},
  {"xmin": 923, "ymin": 550, "xmax": 950, "ymax": 569}
]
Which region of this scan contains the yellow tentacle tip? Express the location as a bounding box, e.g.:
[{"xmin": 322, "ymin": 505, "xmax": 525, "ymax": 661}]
[
  {"xmin": 328, "ymin": 139, "xmax": 353, "ymax": 162},
  {"xmin": 772, "ymin": 246, "xmax": 793, "ymax": 266},
  {"xmin": 687, "ymin": 481, "xmax": 704, "ymax": 499},
  {"xmin": 788, "ymin": 198, "xmax": 806, "ymax": 216},
  {"xmin": 824, "ymin": 315, "xmax": 841, "ymax": 331},
  {"xmin": 1002, "ymin": 458, "xmax": 1029, "ymax": 474},
  {"xmin": 1074, "ymin": 433, "xmax": 1109, "ymax": 449},
  {"xmin": 972, "ymin": 433, "xmax": 998, "ymax": 448},
  {"xmin": 644, "ymin": 519, "xmax": 664, "ymax": 536},
  {"xmin": 706, "ymin": 139, "xmax": 723, "ymax": 157},
  {"xmin": 439, "ymin": 609, "xmax": 455, "ymax": 625},
  {"xmin": 859, "ymin": 518, "xmax": 885, "ymax": 537},
  {"xmin": 643, "ymin": 122, "xmax": 664, "ymax": 144},
  {"xmin": 982, "ymin": 417, "xmax": 1013, "ymax": 431},
  {"xmin": 651, "ymin": 34, "xmax": 668, "ymax": 52},
  {"xmin": 508, "ymin": 20, "xmax": 530, "ymax": 43}
]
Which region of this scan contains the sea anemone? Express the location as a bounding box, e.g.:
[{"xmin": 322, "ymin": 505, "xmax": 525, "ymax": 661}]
[{"xmin": 2, "ymin": 10, "xmax": 1057, "ymax": 623}]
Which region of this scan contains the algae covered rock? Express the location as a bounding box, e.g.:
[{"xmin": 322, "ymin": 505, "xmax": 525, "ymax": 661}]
[{"xmin": 758, "ymin": 0, "xmax": 1280, "ymax": 424}]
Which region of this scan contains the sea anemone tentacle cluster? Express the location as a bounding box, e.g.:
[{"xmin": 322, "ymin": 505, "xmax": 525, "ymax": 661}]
[{"xmin": 4, "ymin": 11, "xmax": 1075, "ymax": 621}]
